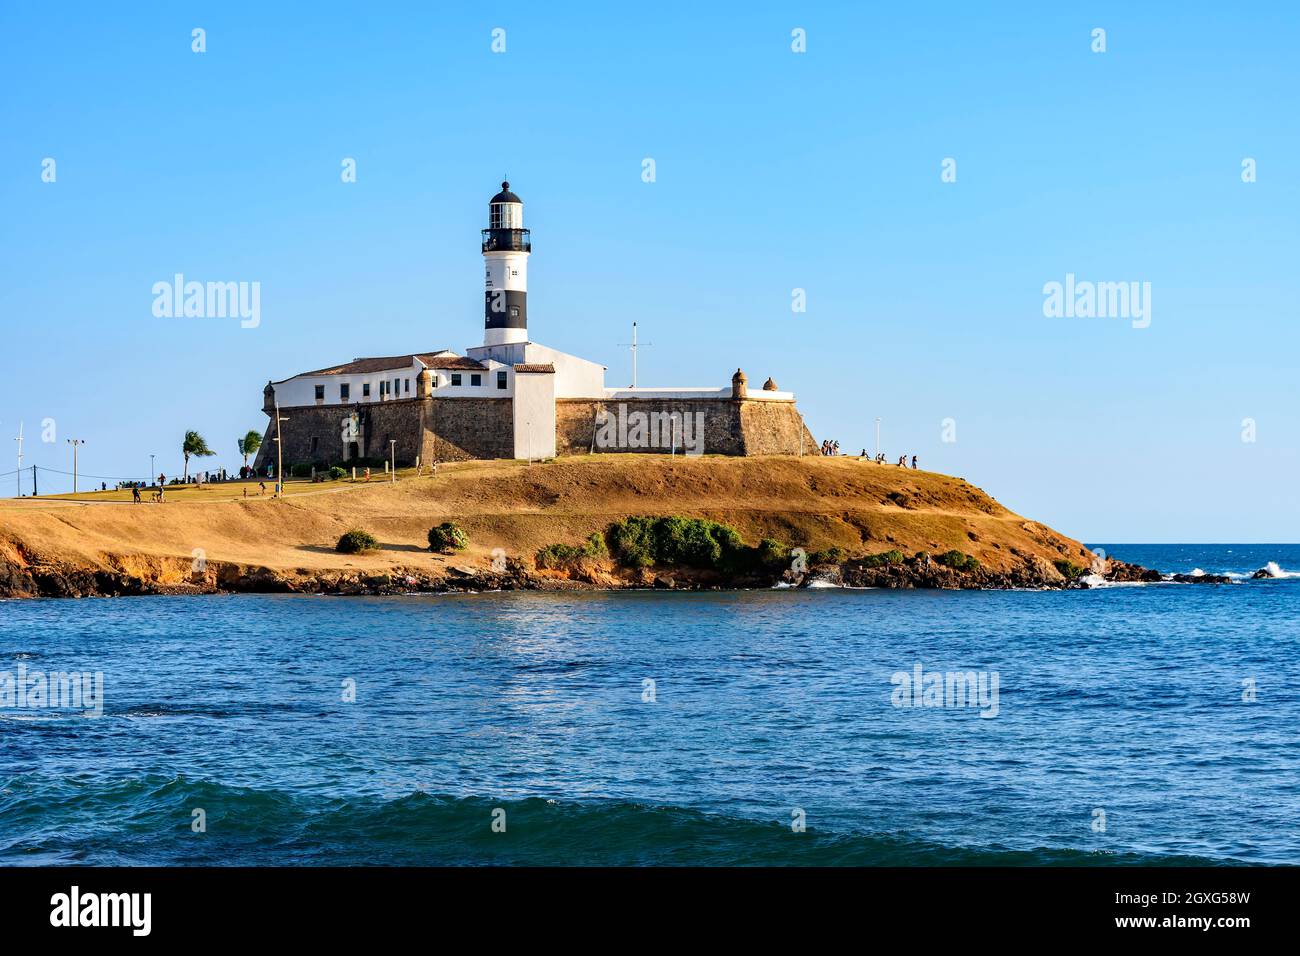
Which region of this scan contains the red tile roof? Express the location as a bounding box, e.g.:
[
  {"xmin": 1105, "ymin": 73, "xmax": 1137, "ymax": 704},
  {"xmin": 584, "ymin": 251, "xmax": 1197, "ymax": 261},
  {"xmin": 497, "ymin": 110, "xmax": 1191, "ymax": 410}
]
[
  {"xmin": 286, "ymin": 350, "xmax": 488, "ymax": 378},
  {"xmin": 513, "ymin": 363, "xmax": 556, "ymax": 373},
  {"xmin": 424, "ymin": 355, "xmax": 488, "ymax": 370}
]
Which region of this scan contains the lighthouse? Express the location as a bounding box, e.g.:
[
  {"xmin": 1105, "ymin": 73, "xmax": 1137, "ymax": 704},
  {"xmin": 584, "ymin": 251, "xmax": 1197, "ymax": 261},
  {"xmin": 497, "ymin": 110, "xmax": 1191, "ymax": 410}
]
[{"xmin": 482, "ymin": 180, "xmax": 530, "ymax": 346}]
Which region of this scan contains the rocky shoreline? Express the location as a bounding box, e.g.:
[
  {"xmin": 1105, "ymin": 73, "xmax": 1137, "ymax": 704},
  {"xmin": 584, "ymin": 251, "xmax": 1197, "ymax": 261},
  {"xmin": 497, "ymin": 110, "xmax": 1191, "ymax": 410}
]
[{"xmin": 0, "ymin": 549, "xmax": 1217, "ymax": 600}]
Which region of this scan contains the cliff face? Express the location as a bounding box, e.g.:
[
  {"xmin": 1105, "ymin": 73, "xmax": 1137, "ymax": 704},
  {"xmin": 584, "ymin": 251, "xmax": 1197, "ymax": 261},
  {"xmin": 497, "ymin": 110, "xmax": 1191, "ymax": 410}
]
[{"xmin": 0, "ymin": 455, "xmax": 1104, "ymax": 599}]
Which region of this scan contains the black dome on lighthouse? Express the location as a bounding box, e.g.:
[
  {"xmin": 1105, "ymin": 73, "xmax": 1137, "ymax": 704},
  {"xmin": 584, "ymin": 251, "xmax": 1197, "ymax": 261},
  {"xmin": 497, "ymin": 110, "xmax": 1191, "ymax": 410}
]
[{"xmin": 490, "ymin": 181, "xmax": 522, "ymax": 204}]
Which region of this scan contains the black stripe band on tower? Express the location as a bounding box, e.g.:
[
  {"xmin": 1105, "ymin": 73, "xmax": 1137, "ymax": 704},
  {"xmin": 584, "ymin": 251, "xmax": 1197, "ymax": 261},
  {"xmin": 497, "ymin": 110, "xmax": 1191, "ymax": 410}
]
[{"xmin": 484, "ymin": 290, "xmax": 527, "ymax": 329}]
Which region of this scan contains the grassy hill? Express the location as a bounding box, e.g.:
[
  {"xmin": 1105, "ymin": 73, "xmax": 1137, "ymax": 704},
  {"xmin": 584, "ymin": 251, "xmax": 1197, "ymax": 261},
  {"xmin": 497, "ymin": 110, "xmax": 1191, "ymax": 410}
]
[{"xmin": 0, "ymin": 455, "xmax": 1099, "ymax": 597}]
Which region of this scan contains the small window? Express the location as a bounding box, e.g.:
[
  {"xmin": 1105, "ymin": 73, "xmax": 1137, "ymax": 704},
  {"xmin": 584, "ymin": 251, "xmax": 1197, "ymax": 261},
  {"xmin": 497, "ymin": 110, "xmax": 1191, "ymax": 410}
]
[
  {"xmin": 509, "ymin": 306, "xmax": 520, "ymax": 319},
  {"xmin": 363, "ymin": 383, "xmax": 371, "ymax": 398},
  {"xmin": 314, "ymin": 385, "xmax": 325, "ymax": 401},
  {"xmin": 470, "ymin": 373, "xmax": 482, "ymax": 387},
  {"xmin": 451, "ymin": 373, "xmax": 462, "ymax": 387},
  {"xmin": 340, "ymin": 383, "xmax": 350, "ymax": 401},
  {"xmin": 379, "ymin": 381, "xmax": 386, "ymax": 397},
  {"xmin": 496, "ymin": 370, "xmax": 507, "ymax": 390},
  {"xmin": 393, "ymin": 378, "xmax": 399, "ymax": 396},
  {"xmin": 404, "ymin": 378, "xmax": 410, "ymax": 394}
]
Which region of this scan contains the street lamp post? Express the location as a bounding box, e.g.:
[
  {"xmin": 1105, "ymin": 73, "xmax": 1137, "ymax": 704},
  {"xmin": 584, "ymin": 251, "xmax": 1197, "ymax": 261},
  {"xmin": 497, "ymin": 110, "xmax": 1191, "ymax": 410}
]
[
  {"xmin": 14, "ymin": 423, "xmax": 22, "ymax": 498},
  {"xmin": 874, "ymin": 418, "xmax": 881, "ymax": 459},
  {"xmin": 273, "ymin": 395, "xmax": 289, "ymax": 497},
  {"xmin": 150, "ymin": 454, "xmax": 156, "ymax": 486},
  {"xmin": 66, "ymin": 439, "xmax": 85, "ymax": 494},
  {"xmin": 389, "ymin": 440, "xmax": 396, "ymax": 482}
]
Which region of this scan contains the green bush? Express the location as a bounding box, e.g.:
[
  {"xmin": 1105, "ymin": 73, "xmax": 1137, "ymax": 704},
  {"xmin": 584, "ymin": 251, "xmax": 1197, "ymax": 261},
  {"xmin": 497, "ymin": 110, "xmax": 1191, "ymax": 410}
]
[
  {"xmin": 328, "ymin": 466, "xmax": 346, "ymax": 480},
  {"xmin": 859, "ymin": 549, "xmax": 906, "ymax": 568},
  {"xmin": 607, "ymin": 516, "xmax": 658, "ymax": 568},
  {"xmin": 757, "ymin": 538, "xmax": 789, "ymax": 566},
  {"xmin": 536, "ymin": 532, "xmax": 608, "ymax": 569},
  {"xmin": 427, "ymin": 522, "xmax": 469, "ymax": 553},
  {"xmin": 336, "ymin": 529, "xmax": 378, "ymax": 554},
  {"xmin": 606, "ymin": 516, "xmax": 750, "ymax": 571},
  {"xmin": 290, "ymin": 462, "xmax": 318, "ymax": 478},
  {"xmin": 937, "ymin": 549, "xmax": 981, "ymax": 572},
  {"xmin": 809, "ymin": 546, "xmax": 846, "ymax": 566},
  {"xmin": 1053, "ymin": 559, "xmax": 1085, "ymax": 580}
]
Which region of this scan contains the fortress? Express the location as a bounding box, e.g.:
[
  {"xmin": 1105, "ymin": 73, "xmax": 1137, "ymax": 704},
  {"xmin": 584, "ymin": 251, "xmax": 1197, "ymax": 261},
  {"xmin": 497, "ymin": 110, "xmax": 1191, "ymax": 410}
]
[{"xmin": 253, "ymin": 182, "xmax": 818, "ymax": 473}]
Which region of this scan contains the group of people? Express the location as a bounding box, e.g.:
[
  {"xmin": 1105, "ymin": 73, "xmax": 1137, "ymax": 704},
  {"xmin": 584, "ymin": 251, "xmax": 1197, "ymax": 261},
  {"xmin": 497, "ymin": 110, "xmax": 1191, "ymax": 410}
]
[
  {"xmin": 126, "ymin": 470, "xmax": 273, "ymax": 503},
  {"xmin": 825, "ymin": 438, "xmax": 919, "ymax": 469},
  {"xmin": 857, "ymin": 451, "xmax": 919, "ymax": 469},
  {"xmin": 130, "ymin": 484, "xmax": 164, "ymax": 504}
]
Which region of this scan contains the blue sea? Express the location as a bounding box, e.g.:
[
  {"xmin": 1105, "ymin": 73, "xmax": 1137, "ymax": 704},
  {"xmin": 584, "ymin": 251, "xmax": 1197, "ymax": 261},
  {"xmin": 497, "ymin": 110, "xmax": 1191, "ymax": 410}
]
[{"xmin": 2, "ymin": 544, "xmax": 1298, "ymax": 866}]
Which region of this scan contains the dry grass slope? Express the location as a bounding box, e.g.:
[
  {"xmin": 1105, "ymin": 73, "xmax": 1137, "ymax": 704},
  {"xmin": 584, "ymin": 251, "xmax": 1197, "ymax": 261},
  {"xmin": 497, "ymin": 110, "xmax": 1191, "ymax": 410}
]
[{"xmin": 0, "ymin": 455, "xmax": 1092, "ymax": 585}]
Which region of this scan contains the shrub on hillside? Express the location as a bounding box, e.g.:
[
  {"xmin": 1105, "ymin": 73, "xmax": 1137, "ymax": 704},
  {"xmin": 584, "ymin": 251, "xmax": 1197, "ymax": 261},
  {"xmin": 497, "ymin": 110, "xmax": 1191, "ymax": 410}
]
[
  {"xmin": 606, "ymin": 516, "xmax": 750, "ymax": 571},
  {"xmin": 937, "ymin": 549, "xmax": 981, "ymax": 572},
  {"xmin": 606, "ymin": 516, "xmax": 658, "ymax": 568},
  {"xmin": 757, "ymin": 538, "xmax": 789, "ymax": 567},
  {"xmin": 1053, "ymin": 559, "xmax": 1085, "ymax": 580},
  {"xmin": 536, "ymin": 532, "xmax": 608, "ymax": 570},
  {"xmin": 328, "ymin": 466, "xmax": 346, "ymax": 480},
  {"xmin": 336, "ymin": 529, "xmax": 378, "ymax": 554},
  {"xmin": 859, "ymin": 549, "xmax": 906, "ymax": 568},
  {"xmin": 427, "ymin": 522, "xmax": 469, "ymax": 553},
  {"xmin": 809, "ymin": 546, "xmax": 847, "ymax": 566}
]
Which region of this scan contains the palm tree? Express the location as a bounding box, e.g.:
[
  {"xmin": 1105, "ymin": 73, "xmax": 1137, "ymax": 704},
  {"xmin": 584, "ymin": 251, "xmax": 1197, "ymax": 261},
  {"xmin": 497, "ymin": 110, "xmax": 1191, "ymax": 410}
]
[
  {"xmin": 182, "ymin": 430, "xmax": 215, "ymax": 481},
  {"xmin": 237, "ymin": 429, "xmax": 263, "ymax": 471}
]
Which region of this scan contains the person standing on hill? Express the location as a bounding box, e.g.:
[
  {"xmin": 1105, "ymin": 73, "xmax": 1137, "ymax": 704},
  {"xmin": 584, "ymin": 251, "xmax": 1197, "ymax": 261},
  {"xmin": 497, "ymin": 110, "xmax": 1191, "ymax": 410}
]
[{"xmin": 911, "ymin": 456, "xmax": 918, "ymax": 469}]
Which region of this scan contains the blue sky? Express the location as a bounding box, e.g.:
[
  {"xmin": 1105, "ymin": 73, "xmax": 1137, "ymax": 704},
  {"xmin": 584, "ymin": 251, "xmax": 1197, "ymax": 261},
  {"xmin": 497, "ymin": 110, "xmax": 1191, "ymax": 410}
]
[{"xmin": 1, "ymin": 2, "xmax": 1296, "ymax": 541}]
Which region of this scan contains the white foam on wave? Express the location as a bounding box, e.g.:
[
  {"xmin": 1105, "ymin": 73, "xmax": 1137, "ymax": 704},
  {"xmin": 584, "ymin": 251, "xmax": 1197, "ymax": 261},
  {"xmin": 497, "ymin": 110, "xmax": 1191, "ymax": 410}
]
[
  {"xmin": 1258, "ymin": 561, "xmax": 1300, "ymax": 579},
  {"xmin": 1081, "ymin": 574, "xmax": 1153, "ymax": 589}
]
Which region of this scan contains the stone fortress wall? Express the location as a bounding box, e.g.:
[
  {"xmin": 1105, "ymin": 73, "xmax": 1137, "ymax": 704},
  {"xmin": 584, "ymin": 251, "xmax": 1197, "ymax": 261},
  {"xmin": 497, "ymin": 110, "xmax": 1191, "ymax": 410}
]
[{"xmin": 253, "ymin": 395, "xmax": 817, "ymax": 472}]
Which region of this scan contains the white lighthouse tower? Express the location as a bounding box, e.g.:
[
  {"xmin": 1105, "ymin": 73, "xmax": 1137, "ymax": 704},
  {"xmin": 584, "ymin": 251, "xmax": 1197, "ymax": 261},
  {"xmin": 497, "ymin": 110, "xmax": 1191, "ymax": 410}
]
[{"xmin": 482, "ymin": 181, "xmax": 530, "ymax": 346}]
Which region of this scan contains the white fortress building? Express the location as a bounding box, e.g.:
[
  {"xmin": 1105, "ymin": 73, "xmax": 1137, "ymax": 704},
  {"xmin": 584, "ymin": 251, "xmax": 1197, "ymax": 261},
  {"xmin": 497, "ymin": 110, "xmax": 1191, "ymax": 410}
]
[{"xmin": 254, "ymin": 181, "xmax": 816, "ymax": 472}]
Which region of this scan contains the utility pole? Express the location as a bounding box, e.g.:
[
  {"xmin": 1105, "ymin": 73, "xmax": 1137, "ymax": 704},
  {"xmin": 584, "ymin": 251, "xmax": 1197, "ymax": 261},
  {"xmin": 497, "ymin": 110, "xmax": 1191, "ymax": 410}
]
[
  {"xmin": 389, "ymin": 439, "xmax": 396, "ymax": 482},
  {"xmin": 150, "ymin": 454, "xmax": 156, "ymax": 485},
  {"xmin": 66, "ymin": 439, "xmax": 85, "ymax": 494},
  {"xmin": 14, "ymin": 422, "xmax": 22, "ymax": 497},
  {"xmin": 273, "ymin": 394, "xmax": 289, "ymax": 497},
  {"xmin": 32, "ymin": 465, "xmax": 37, "ymax": 497},
  {"xmin": 874, "ymin": 417, "xmax": 881, "ymax": 459},
  {"xmin": 618, "ymin": 321, "xmax": 652, "ymax": 388}
]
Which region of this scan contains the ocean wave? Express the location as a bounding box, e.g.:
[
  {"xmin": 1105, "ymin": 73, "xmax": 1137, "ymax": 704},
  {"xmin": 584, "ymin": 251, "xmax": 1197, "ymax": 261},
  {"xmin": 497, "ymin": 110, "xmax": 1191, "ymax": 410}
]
[
  {"xmin": 0, "ymin": 775, "xmax": 1241, "ymax": 867},
  {"xmin": 1256, "ymin": 561, "xmax": 1300, "ymax": 580}
]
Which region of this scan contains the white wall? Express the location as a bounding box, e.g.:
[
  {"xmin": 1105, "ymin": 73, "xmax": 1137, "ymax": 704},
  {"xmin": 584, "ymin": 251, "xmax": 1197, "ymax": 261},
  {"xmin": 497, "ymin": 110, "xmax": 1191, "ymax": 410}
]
[
  {"xmin": 272, "ymin": 359, "xmax": 424, "ymax": 407},
  {"xmin": 513, "ymin": 373, "xmax": 556, "ymax": 459},
  {"xmin": 466, "ymin": 341, "xmax": 606, "ymax": 399},
  {"xmin": 603, "ymin": 386, "xmax": 796, "ymax": 401},
  {"xmin": 429, "ymin": 364, "xmax": 512, "ymax": 397}
]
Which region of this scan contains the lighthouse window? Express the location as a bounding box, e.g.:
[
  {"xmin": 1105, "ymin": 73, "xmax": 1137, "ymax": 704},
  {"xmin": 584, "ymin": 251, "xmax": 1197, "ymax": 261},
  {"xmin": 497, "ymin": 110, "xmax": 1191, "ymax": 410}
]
[
  {"xmin": 471, "ymin": 374, "xmax": 482, "ymax": 387},
  {"xmin": 451, "ymin": 373, "xmax": 462, "ymax": 387},
  {"xmin": 497, "ymin": 371, "xmax": 507, "ymax": 389},
  {"xmin": 509, "ymin": 306, "xmax": 520, "ymax": 319}
]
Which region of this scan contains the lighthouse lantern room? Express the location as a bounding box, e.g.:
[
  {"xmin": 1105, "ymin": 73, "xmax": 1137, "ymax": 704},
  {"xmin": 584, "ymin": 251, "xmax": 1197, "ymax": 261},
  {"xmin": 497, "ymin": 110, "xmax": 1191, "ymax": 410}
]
[{"xmin": 482, "ymin": 181, "xmax": 530, "ymax": 346}]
